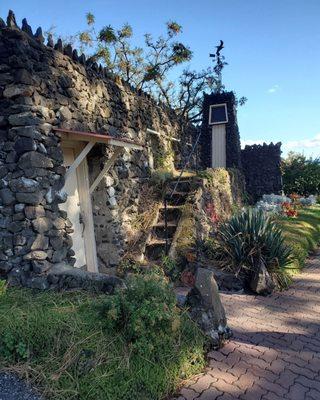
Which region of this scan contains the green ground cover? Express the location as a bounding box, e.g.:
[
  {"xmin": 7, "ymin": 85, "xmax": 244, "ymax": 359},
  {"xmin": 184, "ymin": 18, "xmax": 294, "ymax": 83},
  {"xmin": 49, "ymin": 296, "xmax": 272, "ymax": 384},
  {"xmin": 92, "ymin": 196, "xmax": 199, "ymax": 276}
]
[
  {"xmin": 0, "ymin": 274, "xmax": 206, "ymax": 400},
  {"xmin": 278, "ymin": 205, "xmax": 320, "ymax": 270}
]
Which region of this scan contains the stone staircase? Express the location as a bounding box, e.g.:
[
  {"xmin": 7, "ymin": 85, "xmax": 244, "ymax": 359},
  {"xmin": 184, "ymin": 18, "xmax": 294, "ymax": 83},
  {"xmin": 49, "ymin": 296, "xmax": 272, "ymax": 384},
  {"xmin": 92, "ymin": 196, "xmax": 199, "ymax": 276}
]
[{"xmin": 144, "ymin": 178, "xmax": 193, "ymax": 263}]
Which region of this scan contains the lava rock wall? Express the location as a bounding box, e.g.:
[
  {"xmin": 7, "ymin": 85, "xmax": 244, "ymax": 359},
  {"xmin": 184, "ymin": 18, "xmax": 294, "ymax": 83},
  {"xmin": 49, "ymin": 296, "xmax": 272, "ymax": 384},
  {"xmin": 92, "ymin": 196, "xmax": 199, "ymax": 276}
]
[
  {"xmin": 0, "ymin": 11, "xmax": 195, "ymax": 286},
  {"xmin": 241, "ymin": 142, "xmax": 283, "ymax": 203}
]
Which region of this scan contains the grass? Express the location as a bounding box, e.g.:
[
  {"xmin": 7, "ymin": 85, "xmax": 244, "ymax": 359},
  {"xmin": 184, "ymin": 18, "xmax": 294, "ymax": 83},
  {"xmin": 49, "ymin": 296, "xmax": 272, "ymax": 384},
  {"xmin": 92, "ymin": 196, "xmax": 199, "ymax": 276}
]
[
  {"xmin": 278, "ymin": 205, "xmax": 320, "ymax": 271},
  {"xmin": 0, "ymin": 287, "xmax": 206, "ymax": 400}
]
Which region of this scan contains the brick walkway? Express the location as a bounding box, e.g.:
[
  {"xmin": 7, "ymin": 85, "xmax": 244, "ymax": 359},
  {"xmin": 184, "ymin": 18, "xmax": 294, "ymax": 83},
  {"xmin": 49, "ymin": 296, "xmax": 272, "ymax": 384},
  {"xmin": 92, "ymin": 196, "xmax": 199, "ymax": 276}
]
[{"xmin": 174, "ymin": 250, "xmax": 320, "ymax": 400}]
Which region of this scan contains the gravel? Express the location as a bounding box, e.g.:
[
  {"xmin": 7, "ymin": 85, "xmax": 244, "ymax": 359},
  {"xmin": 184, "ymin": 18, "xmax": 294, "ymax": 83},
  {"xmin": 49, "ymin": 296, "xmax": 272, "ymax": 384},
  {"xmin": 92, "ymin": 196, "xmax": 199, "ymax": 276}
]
[{"xmin": 0, "ymin": 373, "xmax": 42, "ymax": 400}]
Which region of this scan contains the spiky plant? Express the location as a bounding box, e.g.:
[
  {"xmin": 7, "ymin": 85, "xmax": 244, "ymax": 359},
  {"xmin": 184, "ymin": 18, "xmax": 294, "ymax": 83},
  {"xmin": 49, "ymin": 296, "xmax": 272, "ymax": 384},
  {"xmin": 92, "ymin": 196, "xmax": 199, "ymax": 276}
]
[{"xmin": 210, "ymin": 208, "xmax": 292, "ymax": 287}]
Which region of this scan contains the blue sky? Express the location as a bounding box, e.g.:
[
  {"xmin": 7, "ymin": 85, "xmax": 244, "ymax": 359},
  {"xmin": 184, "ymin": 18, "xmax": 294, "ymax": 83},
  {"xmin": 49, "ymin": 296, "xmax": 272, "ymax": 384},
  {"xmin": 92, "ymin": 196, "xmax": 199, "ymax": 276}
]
[{"xmin": 1, "ymin": 0, "xmax": 320, "ymax": 158}]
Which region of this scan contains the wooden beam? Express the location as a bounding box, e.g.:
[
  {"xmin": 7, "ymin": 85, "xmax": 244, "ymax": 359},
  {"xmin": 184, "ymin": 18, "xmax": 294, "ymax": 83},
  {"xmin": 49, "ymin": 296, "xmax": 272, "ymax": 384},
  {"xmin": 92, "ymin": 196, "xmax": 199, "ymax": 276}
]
[
  {"xmin": 89, "ymin": 147, "xmax": 124, "ymax": 194},
  {"xmin": 65, "ymin": 141, "xmax": 95, "ymax": 182},
  {"xmin": 54, "ymin": 128, "xmax": 144, "ymax": 150},
  {"xmin": 146, "ymin": 128, "xmax": 180, "ymax": 143},
  {"xmin": 108, "ymin": 138, "xmax": 143, "ymax": 150}
]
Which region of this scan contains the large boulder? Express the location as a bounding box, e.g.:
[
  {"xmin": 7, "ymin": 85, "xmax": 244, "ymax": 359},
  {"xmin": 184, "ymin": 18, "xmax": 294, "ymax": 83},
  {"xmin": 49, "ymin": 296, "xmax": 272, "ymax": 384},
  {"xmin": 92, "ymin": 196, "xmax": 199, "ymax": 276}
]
[
  {"xmin": 250, "ymin": 260, "xmax": 275, "ymax": 295},
  {"xmin": 187, "ymin": 267, "xmax": 231, "ymax": 348},
  {"xmin": 47, "ymin": 262, "xmax": 125, "ymax": 294}
]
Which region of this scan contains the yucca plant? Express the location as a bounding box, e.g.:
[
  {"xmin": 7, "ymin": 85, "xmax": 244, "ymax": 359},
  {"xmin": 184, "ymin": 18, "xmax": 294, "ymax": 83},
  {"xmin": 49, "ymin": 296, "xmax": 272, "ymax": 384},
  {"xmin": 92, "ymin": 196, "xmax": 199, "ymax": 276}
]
[{"xmin": 209, "ymin": 208, "xmax": 292, "ymax": 287}]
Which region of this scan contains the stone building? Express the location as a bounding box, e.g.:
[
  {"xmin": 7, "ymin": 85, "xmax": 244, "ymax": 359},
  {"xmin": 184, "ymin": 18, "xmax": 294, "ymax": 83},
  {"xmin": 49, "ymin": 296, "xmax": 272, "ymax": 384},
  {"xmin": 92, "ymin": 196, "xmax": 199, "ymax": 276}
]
[
  {"xmin": 0, "ymin": 11, "xmax": 283, "ymax": 289},
  {"xmin": 200, "ymin": 92, "xmax": 283, "ymax": 203},
  {"xmin": 0, "ymin": 11, "xmax": 196, "ymax": 288}
]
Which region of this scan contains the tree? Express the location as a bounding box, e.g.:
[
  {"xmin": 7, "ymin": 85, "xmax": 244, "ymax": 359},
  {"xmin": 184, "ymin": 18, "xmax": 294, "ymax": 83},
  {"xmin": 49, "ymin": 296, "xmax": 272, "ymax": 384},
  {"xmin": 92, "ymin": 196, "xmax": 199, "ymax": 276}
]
[
  {"xmin": 282, "ymin": 152, "xmax": 320, "ymax": 195},
  {"xmin": 73, "ymin": 13, "xmax": 217, "ymax": 122},
  {"xmin": 53, "ymin": 13, "xmax": 245, "ymax": 123}
]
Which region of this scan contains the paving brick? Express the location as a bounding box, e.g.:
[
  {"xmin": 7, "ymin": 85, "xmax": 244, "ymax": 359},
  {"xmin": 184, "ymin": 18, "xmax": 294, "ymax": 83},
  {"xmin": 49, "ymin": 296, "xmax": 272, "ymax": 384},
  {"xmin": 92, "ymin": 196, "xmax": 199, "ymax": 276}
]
[
  {"xmin": 306, "ymin": 388, "xmax": 320, "ymax": 400},
  {"xmin": 261, "ymin": 393, "xmax": 285, "ymax": 400},
  {"xmin": 234, "ymin": 373, "xmax": 256, "ymax": 391},
  {"xmin": 197, "ymin": 387, "xmax": 223, "ymax": 400},
  {"xmin": 188, "ymin": 374, "xmax": 215, "ymax": 393},
  {"xmin": 284, "ymin": 383, "xmax": 309, "ymax": 399},
  {"xmin": 295, "ymin": 376, "xmax": 320, "ymax": 391},
  {"xmin": 207, "ymin": 369, "xmax": 239, "ymax": 385},
  {"xmin": 275, "ymin": 369, "xmax": 299, "ymax": 389},
  {"xmin": 179, "ymin": 388, "xmax": 199, "ymax": 400},
  {"xmin": 257, "ymin": 377, "xmax": 287, "ymax": 397},
  {"xmin": 207, "ymin": 350, "xmax": 226, "ymax": 362},
  {"xmin": 171, "ymin": 250, "xmax": 320, "ymax": 400},
  {"xmin": 239, "ymin": 383, "xmax": 267, "ymax": 400}
]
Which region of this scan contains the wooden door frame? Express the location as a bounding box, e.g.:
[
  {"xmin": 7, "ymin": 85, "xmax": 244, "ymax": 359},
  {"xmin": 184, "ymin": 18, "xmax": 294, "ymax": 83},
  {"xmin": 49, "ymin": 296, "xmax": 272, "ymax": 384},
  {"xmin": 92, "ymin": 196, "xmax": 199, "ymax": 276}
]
[{"xmin": 61, "ymin": 141, "xmax": 99, "ymax": 273}]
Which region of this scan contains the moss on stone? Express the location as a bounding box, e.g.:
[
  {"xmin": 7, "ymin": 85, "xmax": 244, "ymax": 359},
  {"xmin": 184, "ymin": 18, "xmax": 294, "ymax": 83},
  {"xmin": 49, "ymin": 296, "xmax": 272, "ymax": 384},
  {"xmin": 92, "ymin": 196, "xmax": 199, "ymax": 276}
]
[{"xmin": 170, "ymin": 168, "xmax": 245, "ymax": 262}]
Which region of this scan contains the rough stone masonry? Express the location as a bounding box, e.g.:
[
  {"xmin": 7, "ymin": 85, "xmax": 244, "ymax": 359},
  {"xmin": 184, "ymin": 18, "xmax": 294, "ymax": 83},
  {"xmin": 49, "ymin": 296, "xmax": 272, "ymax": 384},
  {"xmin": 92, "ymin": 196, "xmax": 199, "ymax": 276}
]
[{"xmin": 0, "ymin": 11, "xmax": 196, "ymax": 289}]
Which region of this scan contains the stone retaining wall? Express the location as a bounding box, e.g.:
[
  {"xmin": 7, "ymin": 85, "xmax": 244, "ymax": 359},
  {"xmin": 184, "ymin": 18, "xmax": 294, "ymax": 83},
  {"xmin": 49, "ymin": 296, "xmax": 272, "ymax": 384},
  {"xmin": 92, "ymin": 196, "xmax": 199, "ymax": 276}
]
[
  {"xmin": 241, "ymin": 142, "xmax": 283, "ymax": 203},
  {"xmin": 0, "ymin": 11, "xmax": 196, "ymax": 286}
]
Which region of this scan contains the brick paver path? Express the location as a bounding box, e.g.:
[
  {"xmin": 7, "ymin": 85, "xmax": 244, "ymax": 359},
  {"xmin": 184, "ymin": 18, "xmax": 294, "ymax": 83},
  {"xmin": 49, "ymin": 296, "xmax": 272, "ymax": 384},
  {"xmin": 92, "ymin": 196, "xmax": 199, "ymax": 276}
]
[{"xmin": 174, "ymin": 250, "xmax": 320, "ymax": 400}]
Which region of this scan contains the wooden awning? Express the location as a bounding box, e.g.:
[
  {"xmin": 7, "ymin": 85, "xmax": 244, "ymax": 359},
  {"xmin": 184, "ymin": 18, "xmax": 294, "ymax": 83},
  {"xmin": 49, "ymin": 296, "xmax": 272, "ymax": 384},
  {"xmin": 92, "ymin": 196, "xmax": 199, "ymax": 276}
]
[{"xmin": 53, "ymin": 128, "xmax": 144, "ymax": 150}]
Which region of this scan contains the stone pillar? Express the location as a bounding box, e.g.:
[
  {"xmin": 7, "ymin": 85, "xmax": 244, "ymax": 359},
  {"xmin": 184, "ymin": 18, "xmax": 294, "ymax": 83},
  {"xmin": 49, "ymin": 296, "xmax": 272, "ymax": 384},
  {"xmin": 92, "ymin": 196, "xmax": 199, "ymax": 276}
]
[
  {"xmin": 0, "ymin": 27, "xmax": 74, "ymax": 287},
  {"xmin": 200, "ymin": 92, "xmax": 242, "ymax": 169}
]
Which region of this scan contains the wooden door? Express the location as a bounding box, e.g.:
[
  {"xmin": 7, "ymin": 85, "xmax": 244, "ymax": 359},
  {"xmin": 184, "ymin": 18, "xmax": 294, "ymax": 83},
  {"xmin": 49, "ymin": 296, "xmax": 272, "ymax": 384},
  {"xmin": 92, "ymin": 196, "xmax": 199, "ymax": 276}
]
[
  {"xmin": 211, "ymin": 124, "xmax": 226, "ymax": 168},
  {"xmin": 60, "ymin": 145, "xmax": 98, "ymax": 272}
]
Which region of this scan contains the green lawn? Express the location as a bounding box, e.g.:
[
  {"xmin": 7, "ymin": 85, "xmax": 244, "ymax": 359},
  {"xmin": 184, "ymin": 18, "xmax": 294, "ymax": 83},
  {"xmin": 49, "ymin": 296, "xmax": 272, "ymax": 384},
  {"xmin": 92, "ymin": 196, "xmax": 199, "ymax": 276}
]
[
  {"xmin": 278, "ymin": 205, "xmax": 320, "ymax": 270},
  {"xmin": 0, "ymin": 286, "xmax": 206, "ymax": 400}
]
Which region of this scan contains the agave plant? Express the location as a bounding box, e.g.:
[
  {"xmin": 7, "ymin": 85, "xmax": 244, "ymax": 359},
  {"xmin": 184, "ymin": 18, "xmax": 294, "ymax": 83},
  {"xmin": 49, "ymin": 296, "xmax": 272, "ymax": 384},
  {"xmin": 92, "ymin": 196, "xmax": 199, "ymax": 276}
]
[{"xmin": 211, "ymin": 209, "xmax": 292, "ymax": 284}]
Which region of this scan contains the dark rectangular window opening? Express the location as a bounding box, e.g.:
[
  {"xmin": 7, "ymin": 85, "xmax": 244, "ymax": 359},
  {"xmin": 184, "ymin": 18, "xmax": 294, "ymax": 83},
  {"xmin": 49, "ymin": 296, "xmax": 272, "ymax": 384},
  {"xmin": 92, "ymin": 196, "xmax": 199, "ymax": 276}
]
[{"xmin": 209, "ymin": 103, "xmax": 228, "ymax": 125}]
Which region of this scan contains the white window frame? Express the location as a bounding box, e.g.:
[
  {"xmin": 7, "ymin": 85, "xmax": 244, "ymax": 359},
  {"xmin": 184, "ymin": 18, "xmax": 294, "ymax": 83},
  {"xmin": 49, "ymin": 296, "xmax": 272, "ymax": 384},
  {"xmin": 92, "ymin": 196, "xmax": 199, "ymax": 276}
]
[{"xmin": 209, "ymin": 103, "xmax": 228, "ymax": 125}]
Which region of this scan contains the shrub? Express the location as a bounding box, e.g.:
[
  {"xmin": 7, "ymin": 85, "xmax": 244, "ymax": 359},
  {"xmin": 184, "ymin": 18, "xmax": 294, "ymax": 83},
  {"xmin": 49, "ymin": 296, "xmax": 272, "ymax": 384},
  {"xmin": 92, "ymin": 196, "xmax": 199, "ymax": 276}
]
[
  {"xmin": 101, "ymin": 272, "xmax": 182, "ymax": 356},
  {"xmin": 278, "ymin": 205, "xmax": 320, "ymax": 270},
  {"xmin": 207, "ymin": 208, "xmax": 292, "ymax": 287},
  {"xmin": 282, "ymin": 152, "xmax": 320, "ymax": 195},
  {"xmin": 0, "ymin": 285, "xmax": 206, "ymax": 400}
]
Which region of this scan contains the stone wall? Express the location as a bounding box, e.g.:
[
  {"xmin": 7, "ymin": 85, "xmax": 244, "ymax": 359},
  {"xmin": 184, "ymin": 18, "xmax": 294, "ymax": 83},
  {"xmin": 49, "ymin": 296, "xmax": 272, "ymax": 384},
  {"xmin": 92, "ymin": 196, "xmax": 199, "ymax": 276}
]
[
  {"xmin": 241, "ymin": 142, "xmax": 283, "ymax": 203},
  {"xmin": 200, "ymin": 92, "xmax": 242, "ymax": 169},
  {"xmin": 0, "ymin": 12, "xmax": 196, "ymax": 286},
  {"xmin": 169, "ymin": 168, "xmax": 245, "ymax": 261}
]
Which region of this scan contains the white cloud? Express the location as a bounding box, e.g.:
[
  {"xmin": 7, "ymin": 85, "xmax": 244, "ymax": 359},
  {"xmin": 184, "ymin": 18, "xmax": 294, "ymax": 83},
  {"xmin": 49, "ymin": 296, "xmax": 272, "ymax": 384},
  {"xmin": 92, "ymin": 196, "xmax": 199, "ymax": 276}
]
[
  {"xmin": 267, "ymin": 84, "xmax": 280, "ymax": 94},
  {"xmin": 283, "ymin": 133, "xmax": 320, "ymax": 151},
  {"xmin": 241, "ymin": 134, "xmax": 320, "ymax": 155}
]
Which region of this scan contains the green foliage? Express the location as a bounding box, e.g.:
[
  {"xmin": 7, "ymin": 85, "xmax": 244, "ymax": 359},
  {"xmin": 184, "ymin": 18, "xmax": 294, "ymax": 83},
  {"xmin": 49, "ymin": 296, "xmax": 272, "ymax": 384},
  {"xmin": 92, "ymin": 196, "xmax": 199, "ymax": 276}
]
[
  {"xmin": 116, "ymin": 259, "xmax": 144, "ymax": 277},
  {"xmin": 86, "ymin": 12, "xmax": 95, "ymax": 26},
  {"xmin": 161, "ymin": 255, "xmax": 180, "ymax": 281},
  {"xmin": 72, "ymin": 14, "xmax": 220, "ymax": 122},
  {"xmin": 0, "ymin": 280, "xmax": 6, "ymax": 297},
  {"xmin": 98, "ymin": 25, "xmax": 117, "ymax": 43},
  {"xmin": 282, "ymin": 152, "xmax": 320, "ymax": 195},
  {"xmin": 150, "ymin": 169, "xmax": 173, "ymax": 189},
  {"xmin": 0, "ymin": 332, "xmax": 28, "ymax": 360},
  {"xmin": 278, "ymin": 205, "xmax": 320, "ymax": 270},
  {"xmin": 208, "ymin": 208, "xmax": 292, "ymax": 286},
  {"xmin": 101, "ymin": 273, "xmax": 181, "ymax": 356},
  {"xmin": 0, "ymin": 285, "xmax": 206, "ymax": 400},
  {"xmin": 154, "ymin": 147, "xmax": 175, "ymax": 170}
]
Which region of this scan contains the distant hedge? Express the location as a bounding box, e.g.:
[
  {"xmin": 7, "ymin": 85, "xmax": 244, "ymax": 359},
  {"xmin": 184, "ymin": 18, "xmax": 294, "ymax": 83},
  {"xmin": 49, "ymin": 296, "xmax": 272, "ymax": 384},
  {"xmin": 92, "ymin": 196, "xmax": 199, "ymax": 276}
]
[{"xmin": 282, "ymin": 152, "xmax": 320, "ymax": 195}]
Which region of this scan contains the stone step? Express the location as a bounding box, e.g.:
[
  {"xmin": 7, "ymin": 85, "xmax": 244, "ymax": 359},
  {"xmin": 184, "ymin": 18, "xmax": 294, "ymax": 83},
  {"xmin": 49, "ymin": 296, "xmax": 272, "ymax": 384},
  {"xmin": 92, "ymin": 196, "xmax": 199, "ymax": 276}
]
[
  {"xmin": 168, "ymin": 179, "xmax": 193, "ymax": 193},
  {"xmin": 153, "ymin": 221, "xmax": 178, "ymax": 228},
  {"xmin": 165, "ymin": 191, "xmax": 189, "ymax": 206},
  {"xmin": 152, "ymin": 224, "xmax": 177, "ymax": 239},
  {"xmin": 145, "ymin": 239, "xmax": 170, "ymax": 261},
  {"xmin": 159, "ymin": 205, "xmax": 182, "ymax": 222}
]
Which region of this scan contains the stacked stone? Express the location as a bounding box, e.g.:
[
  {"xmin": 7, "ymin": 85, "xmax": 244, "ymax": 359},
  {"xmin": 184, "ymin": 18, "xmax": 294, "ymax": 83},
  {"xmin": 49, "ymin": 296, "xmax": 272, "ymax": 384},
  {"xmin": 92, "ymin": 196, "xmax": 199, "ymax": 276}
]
[
  {"xmin": 0, "ymin": 15, "xmax": 76, "ymax": 288},
  {"xmin": 200, "ymin": 91, "xmax": 242, "ymax": 169},
  {"xmin": 241, "ymin": 142, "xmax": 282, "ymax": 203},
  {"xmin": 0, "ymin": 10, "xmax": 197, "ymax": 285}
]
